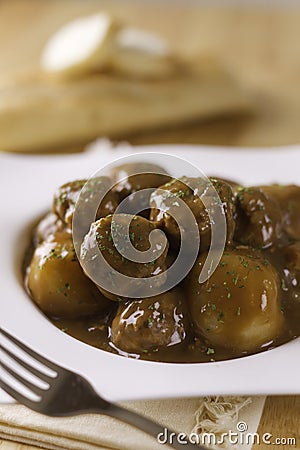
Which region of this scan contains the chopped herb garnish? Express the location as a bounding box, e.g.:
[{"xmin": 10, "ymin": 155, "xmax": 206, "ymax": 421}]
[
  {"xmin": 206, "ymin": 347, "xmax": 215, "ymax": 355},
  {"xmin": 281, "ymin": 279, "xmax": 288, "ymax": 290},
  {"xmin": 219, "ymin": 261, "xmax": 227, "ymax": 267},
  {"xmin": 218, "ymin": 312, "xmax": 225, "ymax": 323},
  {"xmin": 233, "ymin": 274, "xmax": 240, "ymax": 286}
]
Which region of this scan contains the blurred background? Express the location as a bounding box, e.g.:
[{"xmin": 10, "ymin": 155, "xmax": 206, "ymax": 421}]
[{"xmin": 0, "ymin": 0, "xmax": 299, "ymax": 151}]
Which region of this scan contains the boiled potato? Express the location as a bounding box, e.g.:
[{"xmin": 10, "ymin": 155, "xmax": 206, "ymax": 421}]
[
  {"xmin": 33, "ymin": 212, "xmax": 65, "ymax": 246},
  {"xmin": 185, "ymin": 247, "xmax": 284, "ymax": 352},
  {"xmin": 27, "ymin": 231, "xmax": 111, "ymax": 319}
]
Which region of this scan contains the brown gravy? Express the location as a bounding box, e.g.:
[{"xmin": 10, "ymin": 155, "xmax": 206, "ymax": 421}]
[{"xmin": 23, "ymin": 170, "xmax": 300, "ymax": 364}]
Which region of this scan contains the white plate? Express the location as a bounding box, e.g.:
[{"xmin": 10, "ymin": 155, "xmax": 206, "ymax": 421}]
[{"xmin": 1, "ymin": 142, "xmax": 300, "ymax": 404}]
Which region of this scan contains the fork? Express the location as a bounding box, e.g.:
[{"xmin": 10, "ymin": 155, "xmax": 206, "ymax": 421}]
[{"xmin": 0, "ymin": 328, "xmax": 207, "ymax": 450}]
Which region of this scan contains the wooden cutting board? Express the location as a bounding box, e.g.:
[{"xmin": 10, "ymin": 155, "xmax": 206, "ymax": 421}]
[{"xmin": 0, "ymin": 1, "xmax": 299, "ymax": 448}]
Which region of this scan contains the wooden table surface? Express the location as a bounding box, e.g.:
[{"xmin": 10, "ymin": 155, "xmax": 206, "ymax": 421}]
[
  {"xmin": 0, "ymin": 0, "xmax": 300, "ymax": 148},
  {"xmin": 0, "ymin": 1, "xmax": 299, "ymax": 449}
]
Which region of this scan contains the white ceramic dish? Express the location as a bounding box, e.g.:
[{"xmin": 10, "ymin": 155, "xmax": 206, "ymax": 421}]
[{"xmin": 1, "ymin": 142, "xmax": 300, "ymax": 404}]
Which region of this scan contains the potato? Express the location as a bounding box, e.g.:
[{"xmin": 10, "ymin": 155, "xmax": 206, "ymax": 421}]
[
  {"xmin": 27, "ymin": 231, "xmax": 111, "ymax": 319},
  {"xmin": 185, "ymin": 247, "xmax": 284, "ymax": 353},
  {"xmin": 33, "ymin": 212, "xmax": 65, "ymax": 246}
]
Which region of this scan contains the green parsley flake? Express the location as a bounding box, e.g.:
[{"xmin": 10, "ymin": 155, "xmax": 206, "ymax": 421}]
[{"xmin": 206, "ymin": 348, "xmax": 215, "ymax": 355}]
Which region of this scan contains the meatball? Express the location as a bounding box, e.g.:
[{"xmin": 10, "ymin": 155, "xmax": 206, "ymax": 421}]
[
  {"xmin": 111, "ymin": 162, "xmax": 170, "ymax": 200},
  {"xmin": 235, "ymin": 187, "xmax": 285, "ymax": 249},
  {"xmin": 80, "ymin": 213, "xmax": 169, "ymax": 300},
  {"xmin": 110, "ymin": 163, "xmax": 170, "ymax": 219},
  {"xmin": 258, "ymin": 185, "xmax": 300, "ymax": 240},
  {"xmin": 111, "ymin": 289, "xmax": 188, "ymax": 353},
  {"xmin": 53, "ymin": 177, "xmax": 118, "ymax": 230},
  {"xmin": 284, "ymin": 242, "xmax": 300, "ymax": 272},
  {"xmin": 150, "ymin": 177, "xmax": 235, "ymax": 251},
  {"xmin": 27, "ymin": 231, "xmax": 111, "ymax": 319},
  {"xmin": 185, "ymin": 247, "xmax": 284, "ymax": 353},
  {"xmin": 53, "ymin": 179, "xmax": 85, "ymax": 229},
  {"xmin": 210, "ymin": 176, "xmax": 242, "ymax": 195},
  {"xmin": 281, "ymin": 242, "xmax": 300, "ymax": 325},
  {"xmin": 33, "ymin": 212, "xmax": 65, "ymax": 246}
]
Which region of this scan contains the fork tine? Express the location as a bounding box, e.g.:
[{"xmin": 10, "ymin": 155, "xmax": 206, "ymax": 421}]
[
  {"xmin": 0, "ymin": 328, "xmax": 61, "ymax": 373},
  {"xmin": 1, "ymin": 360, "xmax": 47, "ymax": 397},
  {"xmin": 0, "ymin": 344, "xmax": 54, "ymax": 383},
  {"xmin": 0, "ymin": 379, "xmax": 39, "ymax": 410}
]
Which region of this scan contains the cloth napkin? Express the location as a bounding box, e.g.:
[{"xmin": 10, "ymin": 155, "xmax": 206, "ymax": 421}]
[{"xmin": 0, "ymin": 396, "xmax": 265, "ymax": 450}]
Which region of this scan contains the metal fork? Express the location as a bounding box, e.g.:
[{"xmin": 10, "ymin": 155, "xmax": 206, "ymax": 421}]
[{"xmin": 0, "ymin": 328, "xmax": 206, "ymax": 450}]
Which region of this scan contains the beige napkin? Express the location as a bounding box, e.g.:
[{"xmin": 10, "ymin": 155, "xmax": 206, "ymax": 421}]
[{"xmin": 0, "ymin": 396, "xmax": 265, "ymax": 450}]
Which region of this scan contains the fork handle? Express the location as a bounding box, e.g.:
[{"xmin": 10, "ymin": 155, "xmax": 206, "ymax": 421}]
[{"xmin": 101, "ymin": 402, "xmax": 205, "ymax": 450}]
